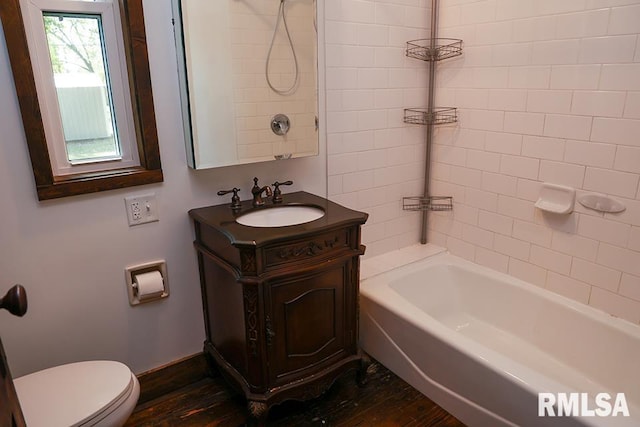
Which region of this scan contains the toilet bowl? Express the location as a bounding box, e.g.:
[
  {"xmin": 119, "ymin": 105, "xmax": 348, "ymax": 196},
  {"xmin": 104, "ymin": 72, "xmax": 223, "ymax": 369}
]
[{"xmin": 13, "ymin": 360, "xmax": 140, "ymax": 427}]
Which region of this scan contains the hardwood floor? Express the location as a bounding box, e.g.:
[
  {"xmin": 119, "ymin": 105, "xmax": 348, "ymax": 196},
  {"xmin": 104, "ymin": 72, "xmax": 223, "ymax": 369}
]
[{"xmin": 126, "ymin": 360, "xmax": 465, "ymax": 426}]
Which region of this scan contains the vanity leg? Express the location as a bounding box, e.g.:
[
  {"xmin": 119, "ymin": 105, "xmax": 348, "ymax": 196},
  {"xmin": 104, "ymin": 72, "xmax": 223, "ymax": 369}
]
[
  {"xmin": 247, "ymin": 401, "xmax": 269, "ymax": 424},
  {"xmin": 356, "ymin": 353, "xmax": 371, "ymax": 387}
]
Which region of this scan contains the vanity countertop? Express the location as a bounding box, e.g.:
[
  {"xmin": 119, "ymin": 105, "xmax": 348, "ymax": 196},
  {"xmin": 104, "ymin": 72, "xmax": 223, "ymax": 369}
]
[{"xmin": 188, "ymin": 191, "xmax": 368, "ymax": 247}]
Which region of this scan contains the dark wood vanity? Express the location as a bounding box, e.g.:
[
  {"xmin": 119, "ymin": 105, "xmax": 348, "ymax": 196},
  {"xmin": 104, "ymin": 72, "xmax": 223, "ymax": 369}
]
[{"xmin": 188, "ymin": 191, "xmax": 368, "ymax": 418}]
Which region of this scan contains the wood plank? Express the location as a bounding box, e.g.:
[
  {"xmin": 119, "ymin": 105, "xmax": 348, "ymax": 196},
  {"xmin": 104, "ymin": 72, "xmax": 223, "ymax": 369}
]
[{"xmin": 127, "ymin": 358, "xmax": 466, "ymax": 426}]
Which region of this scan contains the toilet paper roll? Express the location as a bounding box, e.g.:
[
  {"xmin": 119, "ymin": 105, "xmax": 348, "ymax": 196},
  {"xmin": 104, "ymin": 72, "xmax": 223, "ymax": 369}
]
[{"xmin": 133, "ymin": 271, "xmax": 165, "ymax": 301}]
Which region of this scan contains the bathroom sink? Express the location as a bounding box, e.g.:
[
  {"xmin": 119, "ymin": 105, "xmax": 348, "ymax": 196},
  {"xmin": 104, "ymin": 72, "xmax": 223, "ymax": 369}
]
[{"xmin": 236, "ymin": 205, "xmax": 325, "ymax": 227}]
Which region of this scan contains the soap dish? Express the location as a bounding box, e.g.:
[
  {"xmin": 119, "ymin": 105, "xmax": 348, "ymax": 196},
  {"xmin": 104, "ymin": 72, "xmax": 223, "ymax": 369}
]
[
  {"xmin": 535, "ymin": 183, "xmax": 575, "ymax": 215},
  {"xmin": 578, "ymin": 194, "xmax": 626, "ymax": 213}
]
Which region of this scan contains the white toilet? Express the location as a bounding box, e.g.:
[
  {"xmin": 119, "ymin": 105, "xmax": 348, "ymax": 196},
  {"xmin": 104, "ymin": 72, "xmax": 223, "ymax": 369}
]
[{"xmin": 13, "ymin": 360, "xmax": 140, "ymax": 427}]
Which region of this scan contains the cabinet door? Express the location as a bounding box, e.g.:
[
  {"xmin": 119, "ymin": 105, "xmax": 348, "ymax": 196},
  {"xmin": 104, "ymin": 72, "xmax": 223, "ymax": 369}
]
[{"xmin": 266, "ymin": 263, "xmax": 353, "ymax": 384}]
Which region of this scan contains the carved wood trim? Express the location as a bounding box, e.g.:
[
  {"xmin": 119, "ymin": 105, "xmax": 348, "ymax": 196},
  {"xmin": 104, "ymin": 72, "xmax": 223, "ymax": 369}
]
[{"xmin": 243, "ymin": 287, "xmax": 259, "ymax": 357}]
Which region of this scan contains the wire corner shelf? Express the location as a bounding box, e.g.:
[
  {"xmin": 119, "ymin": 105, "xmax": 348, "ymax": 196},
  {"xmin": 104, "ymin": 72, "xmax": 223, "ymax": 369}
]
[
  {"xmin": 404, "ymin": 107, "xmax": 458, "ymax": 126},
  {"xmin": 406, "ymin": 38, "xmax": 463, "ymax": 62},
  {"xmin": 403, "ymin": 196, "xmax": 453, "ymax": 212}
]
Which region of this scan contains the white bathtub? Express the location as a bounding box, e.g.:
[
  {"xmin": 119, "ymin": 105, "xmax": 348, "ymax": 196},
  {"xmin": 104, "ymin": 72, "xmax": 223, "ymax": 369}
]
[{"xmin": 360, "ymin": 249, "xmax": 640, "ymax": 427}]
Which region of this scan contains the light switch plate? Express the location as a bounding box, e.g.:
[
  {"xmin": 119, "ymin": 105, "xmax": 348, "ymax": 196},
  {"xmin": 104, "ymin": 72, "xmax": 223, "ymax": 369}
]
[{"xmin": 125, "ymin": 193, "xmax": 159, "ymax": 226}]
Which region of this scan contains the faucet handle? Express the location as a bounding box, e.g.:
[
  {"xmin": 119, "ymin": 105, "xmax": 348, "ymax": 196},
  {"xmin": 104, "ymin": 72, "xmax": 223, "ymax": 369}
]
[
  {"xmin": 217, "ymin": 188, "xmax": 241, "ymax": 211},
  {"xmin": 272, "ymin": 180, "xmax": 293, "ymax": 203}
]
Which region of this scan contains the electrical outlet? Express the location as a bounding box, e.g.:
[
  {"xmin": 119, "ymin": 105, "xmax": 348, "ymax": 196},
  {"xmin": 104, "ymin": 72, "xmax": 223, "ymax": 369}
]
[{"xmin": 125, "ymin": 193, "xmax": 159, "ymax": 226}]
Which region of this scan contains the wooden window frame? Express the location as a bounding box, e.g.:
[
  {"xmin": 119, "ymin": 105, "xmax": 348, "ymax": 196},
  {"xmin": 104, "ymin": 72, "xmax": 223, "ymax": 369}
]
[{"xmin": 0, "ymin": 0, "xmax": 163, "ymax": 201}]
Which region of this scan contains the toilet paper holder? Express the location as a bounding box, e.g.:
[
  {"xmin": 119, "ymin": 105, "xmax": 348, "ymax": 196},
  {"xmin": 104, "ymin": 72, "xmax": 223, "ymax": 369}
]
[{"xmin": 125, "ymin": 260, "xmax": 169, "ymax": 306}]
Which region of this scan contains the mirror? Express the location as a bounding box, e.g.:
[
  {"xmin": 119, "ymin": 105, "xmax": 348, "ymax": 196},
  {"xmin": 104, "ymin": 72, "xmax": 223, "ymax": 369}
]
[{"xmin": 173, "ymin": 0, "xmax": 319, "ymax": 169}]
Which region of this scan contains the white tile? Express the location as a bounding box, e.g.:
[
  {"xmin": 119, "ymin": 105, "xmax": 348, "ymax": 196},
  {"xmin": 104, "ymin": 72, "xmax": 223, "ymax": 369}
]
[
  {"xmin": 494, "ymin": 234, "xmax": 531, "ymax": 261},
  {"xmin": 498, "ymin": 195, "xmax": 536, "ymax": 222},
  {"xmin": 552, "ymin": 232, "xmax": 599, "ymax": 261},
  {"xmin": 466, "ymin": 110, "xmax": 505, "ymax": 132},
  {"xmin": 454, "ymin": 203, "xmax": 479, "ymax": 226},
  {"xmin": 456, "ymin": 89, "xmax": 490, "ymax": 109},
  {"xmin": 546, "ymin": 272, "xmax": 591, "ymax": 304},
  {"xmin": 328, "ymin": 153, "xmax": 360, "ymax": 175},
  {"xmin": 478, "ymin": 210, "xmax": 513, "ymax": 235},
  {"xmin": 538, "ymin": 160, "xmax": 585, "ymax": 189},
  {"xmin": 374, "ymin": 3, "xmax": 406, "ymax": 26},
  {"xmin": 492, "ymin": 43, "xmax": 533, "ymax": 67},
  {"xmin": 607, "ymin": 197, "xmax": 640, "ymax": 227},
  {"xmin": 597, "ymin": 243, "xmax": 640, "ymax": 277},
  {"xmin": 527, "ymin": 90, "xmax": 572, "ymax": 114},
  {"xmin": 503, "ymin": 112, "xmax": 545, "ymax": 136},
  {"xmin": 488, "ymin": 89, "xmax": 527, "ymax": 111},
  {"xmin": 608, "ymin": 4, "xmax": 640, "ymax": 35},
  {"xmin": 517, "ymin": 179, "xmax": 543, "ymax": 202},
  {"xmin": 325, "ymin": 21, "xmax": 358, "ymax": 45},
  {"xmin": 357, "ymin": 149, "xmax": 388, "ymax": 171},
  {"xmin": 578, "ymin": 35, "xmax": 637, "ymax": 64},
  {"xmin": 530, "ymin": 245, "xmax": 572, "ymax": 275},
  {"xmin": 357, "ymin": 24, "xmax": 390, "ymax": 47},
  {"xmin": 544, "ymin": 114, "xmax": 593, "ymax": 140},
  {"xmin": 571, "ymin": 91, "xmax": 626, "ymax": 118},
  {"xmin": 446, "ymin": 236, "xmax": 476, "ymax": 261},
  {"xmin": 356, "ymin": 68, "xmax": 389, "ymax": 89},
  {"xmin": 460, "ymin": 0, "xmax": 497, "ymax": 25},
  {"xmin": 475, "ymin": 21, "xmax": 513, "ymax": 45},
  {"xmin": 485, "ymin": 132, "xmax": 522, "ymax": 155},
  {"xmin": 358, "ymin": 110, "xmax": 388, "ymax": 131},
  {"xmin": 614, "ymin": 146, "xmax": 640, "ymax": 174},
  {"xmin": 584, "ymin": 167, "xmax": 639, "ymax": 199},
  {"xmin": 475, "ymin": 247, "xmax": 509, "ymax": 273},
  {"xmin": 532, "ymin": 39, "xmax": 580, "ymax": 65},
  {"xmin": 534, "ymin": 0, "xmax": 588, "ymax": 15},
  {"xmin": 482, "ymin": 171, "xmax": 518, "ymax": 196},
  {"xmin": 500, "ymin": 154, "xmax": 540, "ymax": 179},
  {"xmin": 629, "ymin": 226, "xmax": 640, "ymax": 252},
  {"xmin": 465, "ymin": 187, "xmax": 499, "ymax": 212},
  {"xmin": 591, "ymin": 117, "xmax": 640, "ymax": 147},
  {"xmin": 342, "ymin": 170, "xmax": 374, "ymax": 193},
  {"xmin": 589, "ymin": 287, "xmax": 640, "ymax": 324},
  {"xmin": 550, "ymin": 65, "xmax": 601, "ymax": 90},
  {"xmin": 624, "ymin": 92, "xmax": 640, "ymax": 119},
  {"xmin": 342, "ymin": 0, "xmax": 376, "ymax": 23},
  {"xmin": 433, "ymin": 144, "xmax": 467, "ymax": 167},
  {"xmin": 375, "ymin": 89, "xmax": 405, "ymax": 109},
  {"xmin": 453, "ymin": 129, "xmax": 487, "ymax": 150},
  {"xmin": 578, "ymin": 215, "xmax": 631, "ymax": 247},
  {"xmin": 342, "ymin": 90, "xmax": 376, "ymax": 111},
  {"xmin": 512, "ymin": 15, "xmax": 557, "ymax": 42},
  {"xmin": 600, "ymin": 64, "xmax": 640, "ymax": 91},
  {"xmin": 466, "ymin": 150, "xmax": 501, "ymax": 173},
  {"xmin": 522, "ymin": 136, "xmax": 565, "ymax": 161},
  {"xmin": 619, "ymin": 274, "xmax": 640, "ymax": 302},
  {"xmin": 449, "ymin": 165, "xmax": 483, "ymax": 188},
  {"xmin": 513, "ymin": 220, "xmax": 553, "ymax": 247},
  {"xmin": 555, "ymin": 9, "xmax": 609, "ymax": 39},
  {"xmin": 496, "ymin": 0, "xmax": 535, "ymax": 20},
  {"xmin": 463, "ymin": 224, "xmax": 495, "ymax": 249},
  {"xmin": 509, "ymin": 258, "xmax": 547, "ymax": 287},
  {"xmin": 508, "ymin": 66, "xmax": 551, "ymax": 89},
  {"xmin": 571, "ymin": 258, "xmax": 621, "ymax": 292}
]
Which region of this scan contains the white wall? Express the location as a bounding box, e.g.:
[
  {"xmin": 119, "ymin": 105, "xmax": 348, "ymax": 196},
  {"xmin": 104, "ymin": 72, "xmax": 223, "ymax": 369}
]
[
  {"xmin": 428, "ymin": 0, "xmax": 640, "ymax": 324},
  {"xmin": 0, "ymin": 0, "xmax": 326, "ymax": 377}
]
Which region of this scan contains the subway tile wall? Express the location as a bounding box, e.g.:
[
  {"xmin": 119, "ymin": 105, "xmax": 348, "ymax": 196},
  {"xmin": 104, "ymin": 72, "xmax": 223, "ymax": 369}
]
[
  {"xmin": 325, "ymin": 0, "xmax": 432, "ymax": 256},
  {"xmin": 429, "ymin": 0, "xmax": 640, "ymax": 323},
  {"xmin": 327, "ymin": 0, "xmax": 640, "ymax": 324},
  {"xmin": 229, "ymin": 0, "xmax": 317, "ymax": 160}
]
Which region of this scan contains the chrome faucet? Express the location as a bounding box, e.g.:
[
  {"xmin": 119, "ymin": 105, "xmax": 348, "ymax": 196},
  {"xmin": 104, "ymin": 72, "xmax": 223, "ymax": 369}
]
[{"xmin": 251, "ymin": 177, "xmax": 272, "ymax": 207}]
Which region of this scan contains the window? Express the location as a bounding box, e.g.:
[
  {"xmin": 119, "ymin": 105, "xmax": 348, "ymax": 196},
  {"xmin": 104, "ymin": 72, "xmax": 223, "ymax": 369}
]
[{"xmin": 0, "ymin": 0, "xmax": 162, "ymax": 200}]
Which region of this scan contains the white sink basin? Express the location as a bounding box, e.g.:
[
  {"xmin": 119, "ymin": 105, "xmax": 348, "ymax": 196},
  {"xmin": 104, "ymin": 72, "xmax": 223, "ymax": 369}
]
[{"xmin": 236, "ymin": 206, "xmax": 325, "ymax": 227}]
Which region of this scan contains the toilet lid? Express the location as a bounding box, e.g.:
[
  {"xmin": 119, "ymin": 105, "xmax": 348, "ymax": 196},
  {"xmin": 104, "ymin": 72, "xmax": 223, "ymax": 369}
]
[{"xmin": 14, "ymin": 360, "xmax": 135, "ymax": 427}]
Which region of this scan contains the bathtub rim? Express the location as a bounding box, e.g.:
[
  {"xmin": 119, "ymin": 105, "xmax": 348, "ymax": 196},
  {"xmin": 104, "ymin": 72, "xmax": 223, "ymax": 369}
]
[{"xmin": 360, "ymin": 251, "xmax": 640, "ymax": 412}]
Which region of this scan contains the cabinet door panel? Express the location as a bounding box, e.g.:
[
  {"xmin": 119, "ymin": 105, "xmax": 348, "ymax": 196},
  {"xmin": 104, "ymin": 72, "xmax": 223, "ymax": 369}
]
[{"xmin": 268, "ymin": 264, "xmax": 348, "ymax": 383}]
